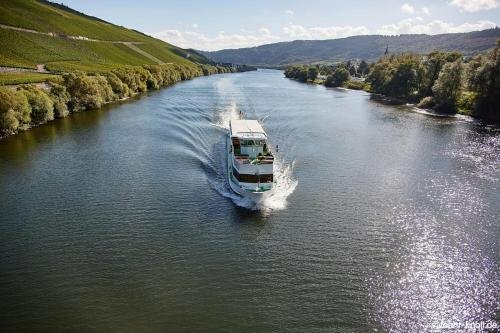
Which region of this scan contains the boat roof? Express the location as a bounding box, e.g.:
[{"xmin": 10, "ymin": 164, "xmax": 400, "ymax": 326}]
[{"xmin": 230, "ymin": 119, "xmax": 267, "ymax": 139}]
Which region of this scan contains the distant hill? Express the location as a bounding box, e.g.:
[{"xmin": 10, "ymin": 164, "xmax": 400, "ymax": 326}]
[
  {"xmin": 0, "ymin": 0, "xmax": 213, "ymax": 73},
  {"xmin": 202, "ymin": 28, "xmax": 500, "ymax": 66}
]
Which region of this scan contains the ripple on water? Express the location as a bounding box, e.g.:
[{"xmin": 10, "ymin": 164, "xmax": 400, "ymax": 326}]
[
  {"xmin": 444, "ymin": 127, "xmax": 500, "ymax": 182},
  {"xmin": 369, "ymin": 172, "xmax": 499, "ymax": 332}
]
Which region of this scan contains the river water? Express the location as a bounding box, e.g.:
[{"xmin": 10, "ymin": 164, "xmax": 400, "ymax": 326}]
[{"xmin": 0, "ymin": 69, "xmax": 498, "ymax": 332}]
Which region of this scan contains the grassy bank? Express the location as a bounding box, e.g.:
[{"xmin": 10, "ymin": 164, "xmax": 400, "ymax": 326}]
[
  {"xmin": 0, "ymin": 72, "xmax": 59, "ymax": 85},
  {"xmin": 0, "ymin": 0, "xmax": 257, "ymax": 138},
  {"xmin": 0, "ymin": 63, "xmax": 255, "ymax": 138}
]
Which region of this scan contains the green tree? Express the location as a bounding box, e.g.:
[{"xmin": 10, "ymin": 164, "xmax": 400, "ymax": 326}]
[
  {"xmin": 94, "ymin": 75, "xmax": 115, "ymax": 103},
  {"xmin": 144, "ymin": 65, "xmax": 163, "ymax": 89},
  {"xmin": 308, "ymin": 67, "xmax": 319, "ymax": 81},
  {"xmin": 348, "ymin": 65, "xmax": 357, "ymax": 76},
  {"xmin": 432, "ymin": 60, "xmax": 463, "ymax": 113},
  {"xmin": 104, "ymin": 72, "xmax": 130, "ymax": 99},
  {"xmin": 49, "ymin": 83, "xmax": 70, "ymax": 118},
  {"xmin": 63, "ymin": 72, "xmax": 104, "ymax": 111},
  {"xmin": 0, "ymin": 87, "xmax": 30, "ymax": 135},
  {"xmin": 284, "ymin": 65, "xmax": 309, "ymax": 82},
  {"xmin": 466, "ymin": 41, "xmax": 500, "ymax": 120},
  {"xmin": 19, "ymin": 86, "xmax": 54, "ymax": 125},
  {"xmin": 325, "ymin": 67, "xmax": 350, "ymax": 87},
  {"xmin": 112, "ymin": 67, "xmax": 147, "ymax": 93},
  {"xmin": 421, "ymin": 51, "xmax": 462, "ymax": 97},
  {"xmin": 366, "ymin": 53, "xmax": 424, "ymax": 100},
  {"xmin": 366, "ymin": 59, "xmax": 391, "ymax": 94},
  {"xmin": 358, "ymin": 60, "xmax": 369, "ymax": 76}
]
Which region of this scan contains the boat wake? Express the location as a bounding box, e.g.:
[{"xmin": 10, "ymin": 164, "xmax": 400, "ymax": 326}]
[{"xmin": 208, "ymin": 101, "xmax": 298, "ymax": 212}]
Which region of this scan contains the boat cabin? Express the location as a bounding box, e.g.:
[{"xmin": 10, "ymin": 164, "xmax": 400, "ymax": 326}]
[
  {"xmin": 229, "ymin": 119, "xmax": 275, "ymax": 188},
  {"xmin": 230, "ymin": 120, "xmax": 273, "ymax": 162}
]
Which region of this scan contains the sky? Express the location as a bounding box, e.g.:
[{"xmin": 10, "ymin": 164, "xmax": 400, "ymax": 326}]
[{"xmin": 61, "ymin": 0, "xmax": 500, "ymax": 51}]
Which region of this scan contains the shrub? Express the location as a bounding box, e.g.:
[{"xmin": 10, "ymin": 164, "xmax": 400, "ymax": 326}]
[
  {"xmin": 104, "ymin": 72, "xmax": 130, "ymax": 99},
  {"xmin": 0, "ymin": 108, "xmax": 18, "ymax": 135},
  {"xmin": 49, "ymin": 83, "xmax": 70, "ymax": 118},
  {"xmin": 161, "ymin": 65, "xmax": 182, "ymax": 85},
  {"xmin": 143, "ymin": 65, "xmax": 162, "ymax": 89},
  {"xmin": 63, "ymin": 72, "xmax": 104, "ymax": 111},
  {"xmin": 94, "ymin": 75, "xmax": 115, "ymax": 103},
  {"xmin": 0, "ymin": 87, "xmax": 30, "ymax": 134},
  {"xmin": 344, "ymin": 80, "xmax": 367, "ymax": 90},
  {"xmin": 112, "ymin": 67, "xmax": 147, "ymax": 93},
  {"xmin": 201, "ymin": 65, "xmax": 218, "ymax": 76},
  {"xmin": 19, "ymin": 85, "xmax": 54, "ymax": 125},
  {"xmin": 135, "ymin": 67, "xmax": 153, "ymax": 92}
]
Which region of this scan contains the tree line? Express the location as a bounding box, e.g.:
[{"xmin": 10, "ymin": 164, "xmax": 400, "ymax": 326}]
[
  {"xmin": 367, "ymin": 42, "xmax": 499, "ymax": 119},
  {"xmin": 284, "ymin": 41, "xmax": 499, "ymax": 120},
  {"xmin": 284, "ymin": 60, "xmax": 370, "ymax": 90},
  {"xmin": 0, "ymin": 63, "xmax": 255, "ymax": 137}
]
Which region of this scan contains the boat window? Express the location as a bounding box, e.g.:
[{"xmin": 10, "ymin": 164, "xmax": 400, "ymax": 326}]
[
  {"xmin": 242, "ymin": 140, "xmax": 254, "ymax": 146},
  {"xmin": 241, "ymin": 139, "xmax": 266, "ymax": 147}
]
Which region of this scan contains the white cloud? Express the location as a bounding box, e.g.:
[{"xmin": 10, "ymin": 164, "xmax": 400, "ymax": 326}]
[
  {"xmin": 282, "ymin": 24, "xmax": 309, "ymax": 38},
  {"xmin": 283, "ymin": 24, "xmax": 369, "ymax": 39},
  {"xmin": 285, "ymin": 9, "xmax": 294, "ymax": 16},
  {"xmin": 152, "ymin": 24, "xmax": 370, "ymax": 50},
  {"xmin": 401, "ymin": 3, "xmax": 415, "ymax": 14},
  {"xmin": 258, "ymin": 27, "xmax": 271, "ymax": 35},
  {"xmin": 449, "ymin": 0, "xmax": 499, "ymax": 12},
  {"xmin": 402, "ymin": 3, "xmax": 431, "ymax": 15},
  {"xmin": 150, "ymin": 14, "xmax": 495, "ymax": 51},
  {"xmin": 150, "ymin": 29, "xmax": 281, "ymax": 51},
  {"xmin": 377, "ymin": 18, "xmax": 497, "ymax": 35}
]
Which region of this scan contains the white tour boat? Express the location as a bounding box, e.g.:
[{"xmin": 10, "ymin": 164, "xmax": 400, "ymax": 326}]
[{"xmin": 227, "ymin": 119, "xmax": 275, "ymax": 201}]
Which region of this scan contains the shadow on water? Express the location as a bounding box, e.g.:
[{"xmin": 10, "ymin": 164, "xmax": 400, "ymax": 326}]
[
  {"xmin": 369, "ymin": 93, "xmax": 500, "ymax": 127},
  {"xmin": 0, "ymin": 96, "xmax": 142, "ymax": 166}
]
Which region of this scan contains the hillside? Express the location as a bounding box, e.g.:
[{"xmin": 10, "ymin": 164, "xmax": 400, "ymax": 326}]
[
  {"xmin": 202, "ymin": 28, "xmax": 500, "ymax": 66},
  {"xmin": 0, "ymin": 0, "xmax": 255, "ymax": 138},
  {"xmin": 0, "ymin": 0, "xmax": 212, "ymax": 74}
]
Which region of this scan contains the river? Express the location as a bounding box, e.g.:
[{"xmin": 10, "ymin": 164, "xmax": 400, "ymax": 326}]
[{"xmin": 0, "ymin": 69, "xmax": 498, "ymax": 332}]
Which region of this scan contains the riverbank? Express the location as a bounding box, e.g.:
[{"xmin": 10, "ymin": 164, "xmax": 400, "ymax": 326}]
[
  {"xmin": 0, "ymin": 63, "xmax": 256, "ymax": 139},
  {"xmin": 285, "ymin": 75, "xmax": 498, "ymax": 123},
  {"xmin": 284, "ymin": 48, "xmax": 500, "ymax": 122}
]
